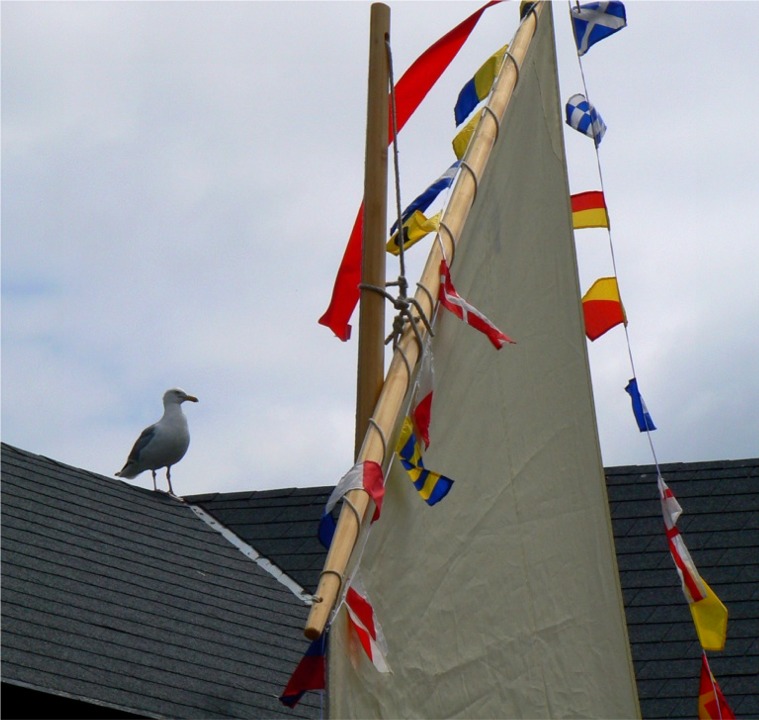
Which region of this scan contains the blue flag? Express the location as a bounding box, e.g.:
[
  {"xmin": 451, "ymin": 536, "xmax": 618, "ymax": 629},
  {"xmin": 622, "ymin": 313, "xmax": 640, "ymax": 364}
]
[
  {"xmin": 625, "ymin": 378, "xmax": 656, "ymax": 432},
  {"xmin": 565, "ymin": 93, "xmax": 607, "ymax": 147},
  {"xmin": 572, "ymin": 1, "xmax": 627, "ymax": 56},
  {"xmin": 391, "ymin": 162, "xmax": 460, "ymax": 234}
]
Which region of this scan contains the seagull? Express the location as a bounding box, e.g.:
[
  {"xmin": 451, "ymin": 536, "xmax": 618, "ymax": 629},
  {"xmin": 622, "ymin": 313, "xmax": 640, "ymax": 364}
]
[{"xmin": 116, "ymin": 388, "xmax": 198, "ymax": 494}]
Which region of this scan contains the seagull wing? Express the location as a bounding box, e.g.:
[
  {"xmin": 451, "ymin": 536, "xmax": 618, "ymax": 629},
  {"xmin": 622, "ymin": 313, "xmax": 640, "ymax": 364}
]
[
  {"xmin": 126, "ymin": 424, "xmax": 157, "ymax": 464},
  {"xmin": 116, "ymin": 423, "xmax": 160, "ymax": 478}
]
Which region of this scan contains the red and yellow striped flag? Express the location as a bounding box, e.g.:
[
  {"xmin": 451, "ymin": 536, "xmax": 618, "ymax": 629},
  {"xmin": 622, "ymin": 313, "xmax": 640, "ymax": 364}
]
[
  {"xmin": 571, "ymin": 190, "xmax": 609, "ymax": 229},
  {"xmin": 581, "ymin": 277, "xmax": 626, "ymax": 340}
]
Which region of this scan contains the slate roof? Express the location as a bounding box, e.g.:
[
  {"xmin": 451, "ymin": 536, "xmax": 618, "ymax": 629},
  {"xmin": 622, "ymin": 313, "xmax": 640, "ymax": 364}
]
[
  {"xmin": 606, "ymin": 458, "xmax": 759, "ymax": 719},
  {"xmin": 1, "ymin": 443, "xmax": 320, "ymax": 720},
  {"xmin": 192, "ymin": 459, "xmax": 759, "ymax": 720},
  {"xmin": 4, "ymin": 442, "xmax": 757, "ymax": 719},
  {"xmin": 186, "ymin": 488, "xmax": 333, "ymax": 595}
]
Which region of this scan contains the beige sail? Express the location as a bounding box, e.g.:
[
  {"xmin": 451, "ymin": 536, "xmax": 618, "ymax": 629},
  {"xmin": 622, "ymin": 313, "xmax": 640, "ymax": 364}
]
[{"xmin": 328, "ymin": 4, "xmax": 640, "ymax": 718}]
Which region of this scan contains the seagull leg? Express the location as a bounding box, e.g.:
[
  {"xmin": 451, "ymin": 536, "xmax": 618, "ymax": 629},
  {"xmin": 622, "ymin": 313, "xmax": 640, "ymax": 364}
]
[
  {"xmin": 151, "ymin": 469, "xmax": 157, "ymax": 492},
  {"xmin": 166, "ymin": 466, "xmax": 174, "ymax": 496}
]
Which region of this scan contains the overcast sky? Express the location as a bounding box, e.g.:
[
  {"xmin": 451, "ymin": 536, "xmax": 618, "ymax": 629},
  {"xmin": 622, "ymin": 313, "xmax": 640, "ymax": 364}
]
[{"xmin": 3, "ymin": 1, "xmax": 757, "ymax": 496}]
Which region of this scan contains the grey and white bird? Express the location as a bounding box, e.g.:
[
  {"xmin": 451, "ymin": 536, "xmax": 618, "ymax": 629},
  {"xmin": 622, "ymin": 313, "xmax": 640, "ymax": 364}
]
[{"xmin": 116, "ymin": 388, "xmax": 199, "ymax": 494}]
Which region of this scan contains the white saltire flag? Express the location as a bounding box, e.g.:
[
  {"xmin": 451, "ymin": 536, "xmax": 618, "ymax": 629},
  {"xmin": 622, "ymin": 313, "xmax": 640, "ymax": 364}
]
[
  {"xmin": 345, "ymin": 576, "xmax": 391, "ymax": 673},
  {"xmin": 565, "ymin": 93, "xmax": 607, "ymax": 147},
  {"xmin": 571, "ymin": 1, "xmax": 627, "ymax": 56},
  {"xmin": 439, "ymin": 259, "xmax": 515, "ymax": 349},
  {"xmin": 658, "ymin": 475, "xmax": 728, "ymax": 651}
]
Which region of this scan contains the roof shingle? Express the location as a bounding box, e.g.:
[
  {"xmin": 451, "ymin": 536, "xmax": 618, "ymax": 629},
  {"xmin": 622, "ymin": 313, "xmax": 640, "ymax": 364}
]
[{"xmin": 1, "ymin": 443, "xmax": 320, "ymax": 719}]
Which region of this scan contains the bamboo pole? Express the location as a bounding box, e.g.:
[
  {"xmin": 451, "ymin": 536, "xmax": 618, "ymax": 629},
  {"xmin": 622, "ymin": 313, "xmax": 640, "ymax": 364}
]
[
  {"xmin": 355, "ymin": 2, "xmax": 390, "ymax": 459},
  {"xmin": 305, "ymin": 2, "xmax": 543, "ymax": 641}
]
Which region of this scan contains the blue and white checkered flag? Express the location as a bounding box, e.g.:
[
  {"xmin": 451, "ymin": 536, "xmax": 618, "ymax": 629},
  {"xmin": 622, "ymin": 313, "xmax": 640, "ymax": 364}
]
[
  {"xmin": 571, "ymin": 1, "xmax": 627, "ymax": 57},
  {"xmin": 565, "ymin": 93, "xmax": 607, "ymax": 147}
]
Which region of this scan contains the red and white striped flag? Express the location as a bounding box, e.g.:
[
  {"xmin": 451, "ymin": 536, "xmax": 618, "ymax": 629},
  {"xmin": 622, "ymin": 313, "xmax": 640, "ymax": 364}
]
[
  {"xmin": 438, "ymin": 259, "xmax": 515, "ymax": 349},
  {"xmin": 345, "ymin": 584, "xmax": 390, "ymax": 673},
  {"xmin": 658, "ymin": 476, "xmax": 728, "ymax": 651},
  {"xmin": 658, "ymin": 475, "xmax": 706, "ymax": 602}
]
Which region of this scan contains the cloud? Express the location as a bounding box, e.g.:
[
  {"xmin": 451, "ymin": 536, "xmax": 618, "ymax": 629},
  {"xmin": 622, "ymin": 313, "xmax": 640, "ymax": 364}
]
[{"xmin": 3, "ymin": 2, "xmax": 758, "ymax": 496}]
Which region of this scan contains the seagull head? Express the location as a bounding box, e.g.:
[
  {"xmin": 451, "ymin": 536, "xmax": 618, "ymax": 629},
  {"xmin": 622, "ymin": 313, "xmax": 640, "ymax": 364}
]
[{"xmin": 163, "ymin": 388, "xmax": 199, "ymax": 406}]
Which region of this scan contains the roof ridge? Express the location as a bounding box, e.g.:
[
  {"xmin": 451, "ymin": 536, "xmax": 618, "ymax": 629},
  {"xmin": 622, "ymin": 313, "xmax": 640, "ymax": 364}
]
[{"xmin": 187, "ymin": 502, "xmax": 316, "ymax": 607}]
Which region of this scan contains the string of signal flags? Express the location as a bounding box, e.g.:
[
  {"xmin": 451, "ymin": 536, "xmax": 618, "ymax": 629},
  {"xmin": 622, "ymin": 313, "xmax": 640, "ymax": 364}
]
[
  {"xmin": 283, "ymin": 2, "xmax": 737, "ymax": 714},
  {"xmin": 550, "ymin": 2, "xmax": 734, "ymax": 717}
]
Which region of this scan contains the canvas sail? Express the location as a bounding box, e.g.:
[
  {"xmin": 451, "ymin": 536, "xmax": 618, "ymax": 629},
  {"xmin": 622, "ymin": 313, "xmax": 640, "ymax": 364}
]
[{"xmin": 328, "ymin": 5, "xmax": 640, "ymax": 718}]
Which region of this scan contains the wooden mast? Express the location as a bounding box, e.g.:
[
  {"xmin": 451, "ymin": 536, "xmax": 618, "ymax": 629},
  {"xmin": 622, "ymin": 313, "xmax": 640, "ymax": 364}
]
[
  {"xmin": 355, "ymin": 2, "xmax": 390, "ymax": 459},
  {"xmin": 305, "ymin": 2, "xmax": 543, "ymax": 641}
]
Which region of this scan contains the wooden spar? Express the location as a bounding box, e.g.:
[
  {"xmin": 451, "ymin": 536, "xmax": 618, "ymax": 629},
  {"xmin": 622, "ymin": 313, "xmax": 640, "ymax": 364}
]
[
  {"xmin": 305, "ymin": 2, "xmax": 543, "ymax": 641},
  {"xmin": 355, "ymin": 2, "xmax": 390, "ymax": 459}
]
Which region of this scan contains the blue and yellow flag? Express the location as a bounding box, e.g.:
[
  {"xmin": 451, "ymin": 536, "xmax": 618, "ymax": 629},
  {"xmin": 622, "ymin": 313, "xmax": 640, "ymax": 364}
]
[
  {"xmin": 396, "ymin": 418, "xmax": 453, "ymax": 505},
  {"xmin": 387, "ymin": 210, "xmax": 441, "ymax": 255},
  {"xmin": 452, "ymin": 112, "xmax": 480, "ymax": 160},
  {"xmin": 454, "ymin": 43, "xmax": 509, "ymax": 126},
  {"xmin": 390, "ymin": 162, "xmax": 459, "ymax": 235}
]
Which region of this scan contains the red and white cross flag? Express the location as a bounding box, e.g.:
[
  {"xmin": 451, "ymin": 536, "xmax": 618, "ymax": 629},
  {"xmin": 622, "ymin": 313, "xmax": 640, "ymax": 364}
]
[{"xmin": 438, "ymin": 259, "xmax": 515, "ymax": 349}]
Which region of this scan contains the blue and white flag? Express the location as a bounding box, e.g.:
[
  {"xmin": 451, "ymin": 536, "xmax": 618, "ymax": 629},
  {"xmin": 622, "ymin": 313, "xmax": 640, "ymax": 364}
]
[
  {"xmin": 391, "ymin": 161, "xmax": 460, "ymax": 234},
  {"xmin": 565, "ymin": 93, "xmax": 607, "ymax": 147},
  {"xmin": 572, "ymin": 1, "xmax": 627, "ymax": 56},
  {"xmin": 625, "ymin": 378, "xmax": 656, "ymax": 432}
]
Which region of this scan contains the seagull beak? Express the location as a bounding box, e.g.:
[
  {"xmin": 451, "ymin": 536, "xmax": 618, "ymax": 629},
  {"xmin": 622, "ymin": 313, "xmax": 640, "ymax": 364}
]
[{"xmin": 185, "ymin": 395, "xmax": 199, "ymax": 403}]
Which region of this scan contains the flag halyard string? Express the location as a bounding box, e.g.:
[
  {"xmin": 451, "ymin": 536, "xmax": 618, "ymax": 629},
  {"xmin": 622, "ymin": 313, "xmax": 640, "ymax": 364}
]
[
  {"xmin": 567, "ymin": 1, "xmax": 731, "ymax": 707},
  {"xmin": 358, "ymin": 34, "xmax": 436, "ymax": 358}
]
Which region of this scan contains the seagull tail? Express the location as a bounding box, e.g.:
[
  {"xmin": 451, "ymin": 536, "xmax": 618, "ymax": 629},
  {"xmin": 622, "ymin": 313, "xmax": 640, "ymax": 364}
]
[{"xmin": 115, "ymin": 464, "xmax": 139, "ymax": 479}]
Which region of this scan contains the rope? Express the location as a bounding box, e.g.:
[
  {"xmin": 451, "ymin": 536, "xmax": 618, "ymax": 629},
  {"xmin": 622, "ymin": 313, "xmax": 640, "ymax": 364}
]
[
  {"xmin": 342, "ymin": 494, "xmax": 364, "ymax": 533},
  {"xmin": 460, "ymin": 161, "xmax": 479, "ymax": 203},
  {"xmin": 314, "ymin": 570, "xmax": 343, "ymax": 604},
  {"xmin": 367, "ymin": 417, "xmax": 388, "ymax": 466},
  {"xmin": 386, "ymin": 36, "xmax": 409, "ymax": 299},
  {"xmin": 377, "ymin": 34, "xmax": 435, "ymax": 358},
  {"xmin": 437, "ymin": 220, "xmax": 457, "ymax": 265},
  {"xmin": 482, "ymin": 105, "xmax": 501, "ymax": 144},
  {"xmin": 503, "ymin": 48, "xmax": 521, "ymax": 86}
]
